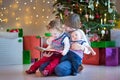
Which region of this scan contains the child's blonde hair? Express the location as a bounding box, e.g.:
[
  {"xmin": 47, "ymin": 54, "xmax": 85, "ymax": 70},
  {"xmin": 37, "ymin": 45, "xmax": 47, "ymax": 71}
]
[
  {"xmin": 46, "ymin": 19, "xmax": 63, "ymax": 32},
  {"xmin": 64, "ymin": 13, "xmax": 81, "ymax": 29}
]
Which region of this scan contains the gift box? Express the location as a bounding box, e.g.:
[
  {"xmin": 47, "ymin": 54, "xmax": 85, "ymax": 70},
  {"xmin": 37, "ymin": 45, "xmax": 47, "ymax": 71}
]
[
  {"xmin": 91, "ymin": 41, "xmax": 115, "ymax": 48},
  {"xmin": 23, "ymin": 36, "xmax": 41, "ymax": 60},
  {"xmin": 82, "ymin": 48, "xmax": 99, "ymax": 65},
  {"xmin": 23, "ymin": 50, "xmax": 31, "ymax": 64},
  {"xmin": 105, "ymin": 47, "xmax": 119, "ymax": 66},
  {"xmin": 99, "ymin": 48, "xmax": 106, "ymax": 65},
  {"xmin": 118, "ymin": 48, "xmax": 120, "ymax": 65},
  {"xmin": 111, "ymin": 29, "xmax": 120, "ymax": 47}
]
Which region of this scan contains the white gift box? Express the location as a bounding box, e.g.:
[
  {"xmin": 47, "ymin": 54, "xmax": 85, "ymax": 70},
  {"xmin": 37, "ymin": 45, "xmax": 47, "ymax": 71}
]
[
  {"xmin": 0, "ymin": 32, "xmax": 23, "ymax": 65},
  {"xmin": 111, "ymin": 29, "xmax": 120, "ymax": 47}
]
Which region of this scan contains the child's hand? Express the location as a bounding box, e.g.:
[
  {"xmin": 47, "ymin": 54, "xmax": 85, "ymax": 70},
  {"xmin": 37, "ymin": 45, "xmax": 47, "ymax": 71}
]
[
  {"xmin": 71, "ymin": 42, "xmax": 81, "ymax": 50},
  {"xmin": 43, "ymin": 51, "xmax": 53, "ymax": 57},
  {"xmin": 71, "ymin": 43, "xmax": 84, "ymax": 51}
]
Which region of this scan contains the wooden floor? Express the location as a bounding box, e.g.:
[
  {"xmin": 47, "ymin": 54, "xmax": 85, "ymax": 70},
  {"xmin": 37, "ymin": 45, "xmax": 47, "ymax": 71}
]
[{"xmin": 0, "ymin": 64, "xmax": 120, "ymax": 80}]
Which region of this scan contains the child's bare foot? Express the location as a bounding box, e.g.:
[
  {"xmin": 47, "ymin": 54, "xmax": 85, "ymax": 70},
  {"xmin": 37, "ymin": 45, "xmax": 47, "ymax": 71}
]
[
  {"xmin": 35, "ymin": 70, "xmax": 43, "ymax": 77},
  {"xmin": 78, "ymin": 64, "xmax": 84, "ymax": 72}
]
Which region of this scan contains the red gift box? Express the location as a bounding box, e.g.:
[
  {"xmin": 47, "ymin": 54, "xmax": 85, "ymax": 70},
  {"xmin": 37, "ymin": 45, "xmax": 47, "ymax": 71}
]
[
  {"xmin": 82, "ymin": 48, "xmax": 99, "ymax": 65},
  {"xmin": 99, "ymin": 48, "xmax": 106, "ymax": 65},
  {"xmin": 23, "ymin": 36, "xmax": 41, "ymax": 60}
]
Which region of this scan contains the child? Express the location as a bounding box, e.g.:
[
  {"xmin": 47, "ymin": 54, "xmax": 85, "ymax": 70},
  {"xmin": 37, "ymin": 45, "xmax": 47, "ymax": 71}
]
[
  {"xmin": 54, "ymin": 13, "xmax": 96, "ymax": 76},
  {"xmin": 25, "ymin": 19, "xmax": 70, "ymax": 76},
  {"xmin": 69, "ymin": 30, "xmax": 95, "ymax": 75}
]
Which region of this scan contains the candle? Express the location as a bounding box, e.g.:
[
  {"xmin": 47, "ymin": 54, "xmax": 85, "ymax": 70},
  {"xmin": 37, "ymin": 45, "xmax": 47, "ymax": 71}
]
[
  {"xmin": 104, "ymin": 18, "xmax": 106, "ymax": 24},
  {"xmin": 101, "ymin": 18, "xmax": 103, "ymax": 24}
]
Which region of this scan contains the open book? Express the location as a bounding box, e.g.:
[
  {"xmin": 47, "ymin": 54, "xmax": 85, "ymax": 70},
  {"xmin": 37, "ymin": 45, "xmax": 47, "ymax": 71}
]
[{"xmin": 35, "ymin": 46, "xmax": 62, "ymax": 54}]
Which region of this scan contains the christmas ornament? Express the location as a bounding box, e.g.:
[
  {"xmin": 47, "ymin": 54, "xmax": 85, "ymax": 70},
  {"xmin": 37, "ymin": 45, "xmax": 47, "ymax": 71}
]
[
  {"xmin": 108, "ymin": 8, "xmax": 113, "ymax": 13},
  {"xmin": 70, "ymin": 11, "xmax": 74, "ymax": 14},
  {"xmin": 108, "ymin": 20, "xmax": 114, "ymax": 24},
  {"xmin": 89, "ymin": 14, "xmax": 94, "ymax": 20},
  {"xmin": 90, "ymin": 34, "xmax": 100, "ymax": 42},
  {"xmin": 85, "ymin": 14, "xmax": 89, "ymax": 21},
  {"xmin": 101, "ymin": 30, "xmax": 105, "ymax": 37},
  {"xmin": 95, "ymin": 13, "xmax": 100, "ymax": 19},
  {"xmin": 88, "ymin": 0, "xmax": 94, "ymax": 11}
]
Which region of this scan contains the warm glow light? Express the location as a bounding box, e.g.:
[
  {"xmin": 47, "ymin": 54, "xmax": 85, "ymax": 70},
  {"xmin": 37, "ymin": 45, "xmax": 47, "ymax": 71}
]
[
  {"xmin": 19, "ymin": 8, "xmax": 21, "ymax": 11},
  {"xmin": 29, "ymin": 21, "xmax": 32, "ymax": 24},
  {"xmin": 3, "ymin": 7, "xmax": 6, "ymax": 10},
  {"xmin": 16, "ymin": 17, "xmax": 20, "ymax": 20},
  {"xmin": 12, "ymin": 12, "xmax": 15, "ymax": 16},
  {"xmin": 46, "ymin": 16, "xmax": 49, "ymax": 18},
  {"xmin": 26, "ymin": 8, "xmax": 30, "ymax": 12},
  {"xmin": 43, "ymin": 21, "xmax": 46, "ymax": 23},
  {"xmin": 30, "ymin": 0, "xmax": 33, "ymax": 2},
  {"xmin": 47, "ymin": 1, "xmax": 50, "ymax": 4},
  {"xmin": 43, "ymin": 0, "xmax": 45, "ymax": 3},
  {"xmin": 24, "ymin": 2, "xmax": 27, "ymax": 5},
  {"xmin": 16, "ymin": 1, "xmax": 19, "ymax": 4},
  {"xmin": 33, "ymin": 7, "xmax": 36, "ymax": 10},
  {"xmin": 1, "ymin": 8, "xmax": 4, "ymax": 10},
  {"xmin": 36, "ymin": 15, "xmax": 39, "ymax": 17},
  {"xmin": 9, "ymin": 5, "xmax": 12, "ymax": 8},
  {"xmin": 13, "ymin": 4, "xmax": 19, "ymax": 9},
  {"xmin": 3, "ymin": 18, "xmax": 8, "ymax": 23},
  {"xmin": 53, "ymin": 8, "xmax": 56, "ymax": 11},
  {"xmin": 0, "ymin": 0, "xmax": 2, "ymax": 4},
  {"xmin": 0, "ymin": 18, "xmax": 2, "ymax": 22},
  {"xmin": 1, "ymin": 0, "xmax": 54, "ymax": 29},
  {"xmin": 1, "ymin": 14, "xmax": 3, "ymax": 16},
  {"xmin": 16, "ymin": 22, "xmax": 21, "ymax": 27},
  {"xmin": 42, "ymin": 9, "xmax": 45, "ymax": 12}
]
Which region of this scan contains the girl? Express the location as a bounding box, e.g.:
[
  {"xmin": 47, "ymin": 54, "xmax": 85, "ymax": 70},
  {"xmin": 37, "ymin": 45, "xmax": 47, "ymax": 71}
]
[
  {"xmin": 54, "ymin": 13, "xmax": 96, "ymax": 76},
  {"xmin": 25, "ymin": 19, "xmax": 70, "ymax": 76}
]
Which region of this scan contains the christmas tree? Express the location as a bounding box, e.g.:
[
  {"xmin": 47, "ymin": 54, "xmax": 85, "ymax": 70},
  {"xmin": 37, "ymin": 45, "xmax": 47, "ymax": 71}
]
[{"xmin": 53, "ymin": 0, "xmax": 120, "ymax": 41}]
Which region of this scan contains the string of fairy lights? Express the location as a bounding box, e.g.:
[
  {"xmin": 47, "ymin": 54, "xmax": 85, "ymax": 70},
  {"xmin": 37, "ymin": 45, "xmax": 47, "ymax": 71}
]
[{"xmin": 0, "ymin": 0, "xmax": 57, "ymax": 28}]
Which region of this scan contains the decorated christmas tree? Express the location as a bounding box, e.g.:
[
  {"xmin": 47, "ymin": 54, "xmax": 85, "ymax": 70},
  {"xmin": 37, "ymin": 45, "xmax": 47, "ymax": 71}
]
[{"xmin": 53, "ymin": 0, "xmax": 120, "ymax": 41}]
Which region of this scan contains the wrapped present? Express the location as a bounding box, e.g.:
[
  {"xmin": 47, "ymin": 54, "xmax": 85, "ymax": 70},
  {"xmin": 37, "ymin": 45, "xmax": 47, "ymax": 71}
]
[
  {"xmin": 23, "ymin": 36, "xmax": 40, "ymax": 60},
  {"xmin": 99, "ymin": 48, "xmax": 106, "ymax": 65},
  {"xmin": 82, "ymin": 48, "xmax": 99, "ymax": 65},
  {"xmin": 91, "ymin": 41, "xmax": 115, "ymax": 48},
  {"xmin": 118, "ymin": 48, "xmax": 120, "ymax": 65},
  {"xmin": 0, "ymin": 37, "xmax": 23, "ymax": 65},
  {"xmin": 23, "ymin": 50, "xmax": 31, "ymax": 64},
  {"xmin": 105, "ymin": 47, "xmax": 119, "ymax": 66},
  {"xmin": 111, "ymin": 29, "xmax": 120, "ymax": 47}
]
